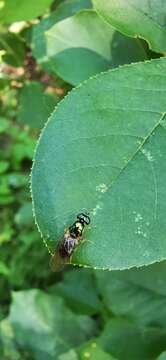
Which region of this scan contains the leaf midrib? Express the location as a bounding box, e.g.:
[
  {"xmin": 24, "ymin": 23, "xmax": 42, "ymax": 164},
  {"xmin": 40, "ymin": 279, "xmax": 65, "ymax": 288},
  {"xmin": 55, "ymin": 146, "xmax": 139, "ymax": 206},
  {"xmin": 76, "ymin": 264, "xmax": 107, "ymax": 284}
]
[{"xmin": 102, "ymin": 113, "xmax": 165, "ymax": 202}]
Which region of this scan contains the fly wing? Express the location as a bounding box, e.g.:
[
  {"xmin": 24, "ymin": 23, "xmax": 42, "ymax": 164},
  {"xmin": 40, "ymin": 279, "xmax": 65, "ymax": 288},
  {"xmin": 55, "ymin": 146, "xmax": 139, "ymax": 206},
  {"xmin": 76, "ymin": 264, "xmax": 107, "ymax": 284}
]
[
  {"xmin": 49, "ymin": 230, "xmax": 72, "ymax": 272},
  {"xmin": 49, "ymin": 250, "xmax": 66, "ymax": 272}
]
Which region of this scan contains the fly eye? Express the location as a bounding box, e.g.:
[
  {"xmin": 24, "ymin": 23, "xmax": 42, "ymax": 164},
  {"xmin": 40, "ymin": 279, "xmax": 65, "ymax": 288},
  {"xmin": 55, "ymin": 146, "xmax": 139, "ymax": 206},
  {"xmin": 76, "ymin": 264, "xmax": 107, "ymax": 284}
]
[{"xmin": 77, "ymin": 213, "xmax": 90, "ymax": 225}]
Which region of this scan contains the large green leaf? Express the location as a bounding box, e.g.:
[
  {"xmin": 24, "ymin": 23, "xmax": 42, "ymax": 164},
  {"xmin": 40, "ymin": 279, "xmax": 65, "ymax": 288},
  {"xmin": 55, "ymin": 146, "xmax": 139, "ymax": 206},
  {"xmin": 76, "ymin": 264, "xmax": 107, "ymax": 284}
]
[
  {"xmin": 33, "ymin": 9, "xmax": 147, "ymax": 85},
  {"xmin": 9, "ymin": 290, "xmax": 96, "ymax": 360},
  {"xmin": 95, "ymin": 261, "xmax": 166, "ymax": 327},
  {"xmin": 32, "ymin": 57, "xmax": 166, "ymax": 270},
  {"xmin": 0, "ymin": 0, "xmax": 53, "ymax": 23},
  {"xmin": 93, "ymin": 0, "xmax": 166, "ymax": 54},
  {"xmin": 97, "ymin": 318, "xmax": 166, "ymax": 360}
]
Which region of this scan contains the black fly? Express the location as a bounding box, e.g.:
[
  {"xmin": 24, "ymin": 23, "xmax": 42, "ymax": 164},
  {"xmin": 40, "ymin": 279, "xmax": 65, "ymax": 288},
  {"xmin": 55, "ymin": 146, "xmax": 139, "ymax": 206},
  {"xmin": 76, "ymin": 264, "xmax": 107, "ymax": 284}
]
[{"xmin": 50, "ymin": 213, "xmax": 90, "ymax": 271}]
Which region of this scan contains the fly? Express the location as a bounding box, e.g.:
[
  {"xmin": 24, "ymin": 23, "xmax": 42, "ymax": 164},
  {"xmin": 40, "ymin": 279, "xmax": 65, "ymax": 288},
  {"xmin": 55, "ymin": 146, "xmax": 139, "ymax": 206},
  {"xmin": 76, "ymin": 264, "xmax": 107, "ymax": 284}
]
[{"xmin": 50, "ymin": 213, "xmax": 90, "ymax": 272}]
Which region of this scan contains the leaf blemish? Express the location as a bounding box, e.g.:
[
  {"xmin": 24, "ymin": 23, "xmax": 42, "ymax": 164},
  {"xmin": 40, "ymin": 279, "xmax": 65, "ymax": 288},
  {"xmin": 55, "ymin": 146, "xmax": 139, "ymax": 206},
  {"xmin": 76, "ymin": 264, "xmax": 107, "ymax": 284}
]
[
  {"xmin": 92, "ymin": 203, "xmax": 103, "ymax": 216},
  {"xmin": 96, "ymin": 183, "xmax": 108, "ymax": 193},
  {"xmin": 135, "ymin": 226, "xmax": 147, "ymax": 238},
  {"xmin": 134, "ymin": 213, "xmax": 143, "ymax": 222},
  {"xmin": 141, "ymin": 148, "xmax": 154, "ymax": 162}
]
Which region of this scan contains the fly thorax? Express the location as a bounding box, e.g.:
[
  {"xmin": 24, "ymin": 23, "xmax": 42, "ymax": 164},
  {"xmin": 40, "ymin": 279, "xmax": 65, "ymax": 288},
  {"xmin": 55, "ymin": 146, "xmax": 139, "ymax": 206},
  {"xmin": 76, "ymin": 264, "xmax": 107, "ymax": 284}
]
[{"xmin": 75, "ymin": 222, "xmax": 83, "ymax": 236}]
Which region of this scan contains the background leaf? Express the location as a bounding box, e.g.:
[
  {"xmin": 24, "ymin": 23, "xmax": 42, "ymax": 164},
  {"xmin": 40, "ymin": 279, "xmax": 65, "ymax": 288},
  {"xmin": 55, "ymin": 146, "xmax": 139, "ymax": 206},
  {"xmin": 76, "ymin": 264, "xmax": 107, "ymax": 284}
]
[
  {"xmin": 97, "ymin": 318, "xmax": 166, "ymax": 360},
  {"xmin": 50, "ymin": 268, "xmax": 102, "ymax": 315},
  {"xmin": 158, "ymin": 352, "xmax": 166, "ymax": 360},
  {"xmin": 32, "ymin": 7, "xmax": 148, "ymax": 85},
  {"xmin": 93, "ymin": 0, "xmax": 166, "ymax": 54},
  {"xmin": 32, "ymin": 57, "xmax": 166, "ymax": 270},
  {"xmin": 95, "ymin": 261, "xmax": 166, "ymax": 327},
  {"xmin": 78, "ymin": 340, "xmax": 116, "ymax": 360},
  {"xmin": 31, "ymin": 0, "xmax": 92, "ymax": 74},
  {"xmin": 18, "ymin": 81, "xmax": 59, "ymax": 129},
  {"xmin": 0, "ymin": 32, "xmax": 25, "ymax": 67},
  {"xmin": 58, "ymin": 349, "xmax": 79, "ymax": 360},
  {"xmin": 9, "ymin": 290, "xmax": 96, "ymax": 359},
  {"xmin": 14, "ymin": 202, "xmax": 33, "ymax": 228},
  {"xmin": 0, "ymin": 319, "xmax": 22, "ymax": 360},
  {"xmin": 0, "ymin": 0, "xmax": 53, "ymax": 23}
]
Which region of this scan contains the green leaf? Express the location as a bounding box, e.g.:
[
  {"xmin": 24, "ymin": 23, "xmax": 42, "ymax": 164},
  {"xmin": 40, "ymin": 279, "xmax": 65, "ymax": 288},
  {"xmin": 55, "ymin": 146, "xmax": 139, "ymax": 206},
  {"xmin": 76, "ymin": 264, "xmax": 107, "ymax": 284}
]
[
  {"xmin": 0, "ymin": 0, "xmax": 53, "ymax": 23},
  {"xmin": 0, "ymin": 221, "xmax": 14, "ymax": 243},
  {"xmin": 32, "ymin": 57, "xmax": 166, "ymax": 270},
  {"xmin": 0, "ymin": 117, "xmax": 9, "ymax": 133},
  {"xmin": 43, "ymin": 9, "xmax": 147, "ymax": 85},
  {"xmin": 95, "ymin": 261, "xmax": 166, "ymax": 327},
  {"xmin": 0, "ymin": 175, "xmax": 11, "ymax": 195},
  {"xmin": 58, "ymin": 349, "xmax": 79, "ymax": 360},
  {"xmin": 93, "ymin": 0, "xmax": 166, "ymax": 54},
  {"xmin": 0, "ymin": 75, "xmax": 10, "ymax": 91},
  {"xmin": 0, "ymin": 32, "xmax": 25, "ymax": 67},
  {"xmin": 0, "ymin": 261, "xmax": 9, "ymax": 276},
  {"xmin": 31, "ymin": 0, "xmax": 92, "ymax": 73},
  {"xmin": 78, "ymin": 340, "xmax": 116, "ymax": 360},
  {"xmin": 51, "ymin": 268, "xmax": 102, "ymax": 315},
  {"xmin": 18, "ymin": 81, "xmax": 58, "ymax": 129},
  {"xmin": 0, "ymin": 319, "xmax": 22, "ymax": 360},
  {"xmin": 97, "ymin": 318, "xmax": 166, "ymax": 360},
  {"xmin": 0, "ymin": 161, "xmax": 9, "ymax": 173},
  {"xmin": 14, "ymin": 202, "xmax": 33, "ymax": 228},
  {"xmin": 8, "ymin": 173, "xmax": 28, "ymax": 188},
  {"xmin": 9, "ymin": 289, "xmax": 96, "ymax": 359},
  {"xmin": 158, "ymin": 352, "xmax": 166, "ymax": 360}
]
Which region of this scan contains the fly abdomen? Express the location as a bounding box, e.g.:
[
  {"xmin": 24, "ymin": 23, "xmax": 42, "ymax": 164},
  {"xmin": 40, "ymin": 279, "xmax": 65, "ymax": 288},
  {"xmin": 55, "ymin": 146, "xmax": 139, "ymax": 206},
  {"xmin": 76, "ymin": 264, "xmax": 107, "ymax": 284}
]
[{"xmin": 64, "ymin": 235, "xmax": 76, "ymax": 255}]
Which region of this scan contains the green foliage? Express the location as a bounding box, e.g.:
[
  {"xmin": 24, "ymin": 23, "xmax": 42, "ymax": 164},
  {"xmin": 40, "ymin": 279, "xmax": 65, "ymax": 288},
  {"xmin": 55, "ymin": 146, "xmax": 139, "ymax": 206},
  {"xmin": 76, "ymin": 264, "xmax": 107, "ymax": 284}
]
[
  {"xmin": 31, "ymin": 0, "xmax": 91, "ymax": 70},
  {"xmin": 158, "ymin": 353, "xmax": 166, "ymax": 360},
  {"xmin": 78, "ymin": 340, "xmax": 116, "ymax": 359},
  {"xmin": 0, "ymin": 0, "xmax": 166, "ymax": 359},
  {"xmin": 51, "ymin": 269, "xmax": 102, "ymax": 315},
  {"xmin": 95, "ymin": 262, "xmax": 166, "ymax": 327},
  {"xmin": 31, "ymin": 0, "xmax": 93, "ymax": 78},
  {"xmin": 18, "ymin": 81, "xmax": 59, "ymax": 129},
  {"xmin": 0, "ymin": 0, "xmax": 53, "ymax": 23},
  {"xmin": 93, "ymin": 0, "xmax": 166, "ymax": 53},
  {"xmin": 0, "ymin": 31, "xmax": 25, "ymax": 67},
  {"xmin": 97, "ymin": 318, "xmax": 166, "ymax": 360},
  {"xmin": 9, "ymin": 290, "xmax": 96, "ymax": 359},
  {"xmin": 32, "ymin": 5, "xmax": 148, "ymax": 85}
]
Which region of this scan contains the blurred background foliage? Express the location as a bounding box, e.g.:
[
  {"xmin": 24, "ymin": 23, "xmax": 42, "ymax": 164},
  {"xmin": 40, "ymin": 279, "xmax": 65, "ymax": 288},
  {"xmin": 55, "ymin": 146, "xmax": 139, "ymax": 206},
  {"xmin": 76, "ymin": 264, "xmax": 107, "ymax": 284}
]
[{"xmin": 0, "ymin": 0, "xmax": 166, "ymax": 359}]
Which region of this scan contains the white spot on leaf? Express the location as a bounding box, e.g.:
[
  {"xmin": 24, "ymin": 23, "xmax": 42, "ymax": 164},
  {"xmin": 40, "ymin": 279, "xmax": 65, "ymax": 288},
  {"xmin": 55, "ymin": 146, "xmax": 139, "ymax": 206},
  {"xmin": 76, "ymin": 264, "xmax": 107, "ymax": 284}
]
[
  {"xmin": 92, "ymin": 203, "xmax": 102, "ymax": 216},
  {"xmin": 96, "ymin": 183, "xmax": 108, "ymax": 193},
  {"xmin": 141, "ymin": 148, "xmax": 154, "ymax": 162},
  {"xmin": 135, "ymin": 213, "xmax": 143, "ymax": 222}
]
